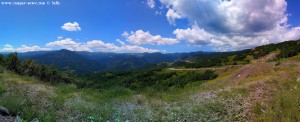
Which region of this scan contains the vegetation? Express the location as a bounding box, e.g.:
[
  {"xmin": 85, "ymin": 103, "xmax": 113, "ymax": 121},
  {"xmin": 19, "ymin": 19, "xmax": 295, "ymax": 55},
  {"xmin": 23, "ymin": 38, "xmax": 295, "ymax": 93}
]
[
  {"xmin": 1, "ymin": 53, "xmax": 75, "ymax": 84},
  {"xmin": 0, "ymin": 52, "xmax": 219, "ymax": 92},
  {"xmin": 79, "ymin": 69, "xmax": 218, "ymax": 91},
  {"xmin": 0, "ymin": 40, "xmax": 300, "ymax": 121},
  {"xmin": 175, "ymin": 40, "xmax": 300, "ymax": 68},
  {"xmin": 29, "ymin": 49, "xmax": 231, "ymax": 74}
]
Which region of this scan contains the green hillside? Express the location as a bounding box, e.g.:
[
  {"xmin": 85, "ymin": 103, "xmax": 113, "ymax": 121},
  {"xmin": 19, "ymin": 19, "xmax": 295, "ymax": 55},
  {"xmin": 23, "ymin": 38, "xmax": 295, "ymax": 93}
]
[
  {"xmin": 172, "ymin": 40, "xmax": 300, "ymax": 68},
  {"xmin": 0, "ymin": 40, "xmax": 300, "ymax": 121}
]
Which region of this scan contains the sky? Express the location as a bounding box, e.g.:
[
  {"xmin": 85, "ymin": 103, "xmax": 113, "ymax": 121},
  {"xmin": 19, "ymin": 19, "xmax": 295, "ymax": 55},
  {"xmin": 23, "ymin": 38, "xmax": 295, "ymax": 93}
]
[{"xmin": 0, "ymin": 0, "xmax": 299, "ymax": 53}]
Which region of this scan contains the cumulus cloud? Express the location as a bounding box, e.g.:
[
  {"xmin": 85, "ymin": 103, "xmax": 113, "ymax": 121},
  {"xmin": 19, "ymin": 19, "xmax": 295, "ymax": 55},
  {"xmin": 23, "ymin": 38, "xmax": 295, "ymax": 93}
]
[
  {"xmin": 161, "ymin": 0, "xmax": 288, "ymax": 33},
  {"xmin": 61, "ymin": 22, "xmax": 81, "ymax": 31},
  {"xmin": 174, "ymin": 24, "xmax": 214, "ymax": 45},
  {"xmin": 160, "ymin": 0, "xmax": 300, "ymax": 51},
  {"xmin": 1, "ymin": 44, "xmax": 50, "ymax": 52},
  {"xmin": 147, "ymin": 0, "xmax": 155, "ymax": 8},
  {"xmin": 46, "ymin": 38, "xmax": 91, "ymax": 51},
  {"xmin": 166, "ymin": 9, "xmax": 182, "ymax": 25},
  {"xmin": 46, "ymin": 38, "xmax": 78, "ymax": 47},
  {"xmin": 122, "ymin": 30, "xmax": 179, "ymax": 45},
  {"xmin": 46, "ymin": 38, "xmax": 161, "ymax": 53},
  {"xmin": 173, "ymin": 24, "xmax": 300, "ymax": 51}
]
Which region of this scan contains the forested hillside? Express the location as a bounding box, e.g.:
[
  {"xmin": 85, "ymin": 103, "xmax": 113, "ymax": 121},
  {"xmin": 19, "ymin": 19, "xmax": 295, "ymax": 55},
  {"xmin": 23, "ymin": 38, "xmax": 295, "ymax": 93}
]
[
  {"xmin": 171, "ymin": 40, "xmax": 300, "ymax": 68},
  {"xmin": 13, "ymin": 50, "xmax": 233, "ymax": 74}
]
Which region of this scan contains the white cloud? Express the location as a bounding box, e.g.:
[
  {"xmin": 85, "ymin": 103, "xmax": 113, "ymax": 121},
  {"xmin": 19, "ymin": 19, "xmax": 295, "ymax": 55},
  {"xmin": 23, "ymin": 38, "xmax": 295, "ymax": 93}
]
[
  {"xmin": 61, "ymin": 22, "xmax": 81, "ymax": 31},
  {"xmin": 174, "ymin": 24, "xmax": 214, "ymax": 45},
  {"xmin": 118, "ymin": 45, "xmax": 160, "ymax": 53},
  {"xmin": 86, "ymin": 40, "xmax": 160, "ymax": 53},
  {"xmin": 17, "ymin": 45, "xmax": 50, "ymax": 52},
  {"xmin": 1, "ymin": 44, "xmax": 14, "ymax": 52},
  {"xmin": 46, "ymin": 38, "xmax": 91, "ymax": 51},
  {"xmin": 86, "ymin": 40, "xmax": 118, "ymax": 51},
  {"xmin": 174, "ymin": 24, "xmax": 300, "ymax": 51},
  {"xmin": 147, "ymin": 0, "xmax": 155, "ymax": 8},
  {"xmin": 160, "ymin": 0, "xmax": 300, "ymax": 51},
  {"xmin": 116, "ymin": 39, "xmax": 126, "ymax": 46},
  {"xmin": 46, "ymin": 38, "xmax": 161, "ymax": 53},
  {"xmin": 161, "ymin": 0, "xmax": 288, "ymax": 33},
  {"xmin": 1, "ymin": 44, "xmax": 50, "ymax": 52},
  {"xmin": 166, "ymin": 9, "xmax": 182, "ymax": 25},
  {"xmin": 122, "ymin": 30, "xmax": 179, "ymax": 45},
  {"xmin": 46, "ymin": 38, "xmax": 78, "ymax": 47},
  {"xmin": 1, "ymin": 38, "xmax": 162, "ymax": 53}
]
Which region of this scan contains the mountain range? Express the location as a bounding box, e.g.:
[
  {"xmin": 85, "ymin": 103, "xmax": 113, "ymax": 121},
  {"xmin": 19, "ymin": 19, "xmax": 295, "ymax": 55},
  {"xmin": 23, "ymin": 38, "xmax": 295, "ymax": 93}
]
[{"xmin": 3, "ymin": 49, "xmax": 231, "ymax": 74}]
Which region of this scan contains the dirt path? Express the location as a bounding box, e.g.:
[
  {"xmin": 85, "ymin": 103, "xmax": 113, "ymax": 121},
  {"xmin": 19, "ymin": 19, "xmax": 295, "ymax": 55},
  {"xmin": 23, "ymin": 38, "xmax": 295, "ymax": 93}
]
[
  {"xmin": 167, "ymin": 67, "xmax": 221, "ymax": 71},
  {"xmin": 167, "ymin": 65, "xmax": 244, "ymax": 71}
]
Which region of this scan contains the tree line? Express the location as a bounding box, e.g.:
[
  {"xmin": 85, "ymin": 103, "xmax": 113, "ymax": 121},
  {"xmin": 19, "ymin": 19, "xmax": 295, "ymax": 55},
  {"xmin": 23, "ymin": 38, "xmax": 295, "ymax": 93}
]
[
  {"xmin": 174, "ymin": 40, "xmax": 300, "ymax": 68},
  {"xmin": 0, "ymin": 53, "xmax": 75, "ymax": 84}
]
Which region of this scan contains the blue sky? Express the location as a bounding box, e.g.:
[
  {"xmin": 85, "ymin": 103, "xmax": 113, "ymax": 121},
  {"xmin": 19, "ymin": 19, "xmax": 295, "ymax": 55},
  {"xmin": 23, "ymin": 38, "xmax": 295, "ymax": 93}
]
[{"xmin": 0, "ymin": 0, "xmax": 299, "ymax": 53}]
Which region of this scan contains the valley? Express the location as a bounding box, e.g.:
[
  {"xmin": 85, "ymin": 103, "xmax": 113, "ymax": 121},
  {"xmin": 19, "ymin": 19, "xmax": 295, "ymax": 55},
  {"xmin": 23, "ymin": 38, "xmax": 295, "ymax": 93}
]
[
  {"xmin": 15, "ymin": 50, "xmax": 231, "ymax": 74},
  {"xmin": 0, "ymin": 40, "xmax": 299, "ymax": 121},
  {"xmin": 1, "ymin": 0, "xmax": 300, "ymax": 121}
]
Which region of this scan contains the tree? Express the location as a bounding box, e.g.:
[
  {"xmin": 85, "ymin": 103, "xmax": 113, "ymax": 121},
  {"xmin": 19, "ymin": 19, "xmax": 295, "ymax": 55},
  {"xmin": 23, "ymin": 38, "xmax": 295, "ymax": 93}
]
[
  {"xmin": 48, "ymin": 65, "xmax": 59, "ymax": 83},
  {"xmin": 19, "ymin": 58, "xmax": 37, "ymax": 76},
  {"xmin": 60, "ymin": 70, "xmax": 76, "ymax": 83},
  {"xmin": 0, "ymin": 54, "xmax": 4, "ymax": 66},
  {"xmin": 37, "ymin": 64, "xmax": 49, "ymax": 82},
  {"xmin": 5, "ymin": 53, "xmax": 21, "ymax": 73}
]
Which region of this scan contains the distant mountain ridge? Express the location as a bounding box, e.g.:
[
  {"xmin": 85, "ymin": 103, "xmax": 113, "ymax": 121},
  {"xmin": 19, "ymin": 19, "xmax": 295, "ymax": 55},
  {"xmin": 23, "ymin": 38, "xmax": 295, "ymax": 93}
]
[
  {"xmin": 30, "ymin": 49, "xmax": 101, "ymax": 73},
  {"xmin": 1, "ymin": 49, "xmax": 235, "ymax": 74}
]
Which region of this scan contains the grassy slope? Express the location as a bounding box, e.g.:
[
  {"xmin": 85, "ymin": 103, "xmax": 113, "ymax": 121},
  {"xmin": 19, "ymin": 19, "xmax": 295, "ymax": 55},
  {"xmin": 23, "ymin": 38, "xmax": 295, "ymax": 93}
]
[{"xmin": 0, "ymin": 54, "xmax": 300, "ymax": 121}]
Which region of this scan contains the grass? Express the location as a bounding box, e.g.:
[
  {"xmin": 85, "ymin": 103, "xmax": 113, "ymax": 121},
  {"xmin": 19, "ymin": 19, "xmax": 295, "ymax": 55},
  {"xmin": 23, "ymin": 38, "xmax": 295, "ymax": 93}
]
[
  {"xmin": 0, "ymin": 83, "xmax": 6, "ymax": 95},
  {"xmin": 0, "ymin": 71, "xmax": 249, "ymax": 122},
  {"xmin": 251, "ymin": 55, "xmax": 300, "ymax": 121},
  {"xmin": 0, "ymin": 54, "xmax": 300, "ymax": 121},
  {"xmin": 254, "ymin": 79, "xmax": 300, "ymax": 121},
  {"xmin": 281, "ymin": 54, "xmax": 300, "ymax": 62},
  {"xmin": 0, "ymin": 66, "xmax": 267, "ymax": 121},
  {"xmin": 0, "ymin": 94, "xmax": 24, "ymax": 115}
]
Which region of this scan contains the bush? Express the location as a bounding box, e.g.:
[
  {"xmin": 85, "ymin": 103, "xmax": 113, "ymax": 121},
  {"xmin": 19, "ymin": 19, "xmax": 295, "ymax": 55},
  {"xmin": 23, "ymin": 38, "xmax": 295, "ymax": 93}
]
[{"xmin": 5, "ymin": 53, "xmax": 21, "ymax": 73}]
